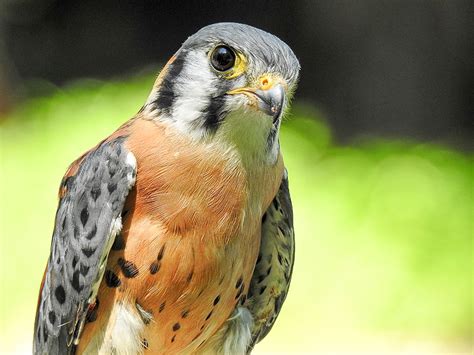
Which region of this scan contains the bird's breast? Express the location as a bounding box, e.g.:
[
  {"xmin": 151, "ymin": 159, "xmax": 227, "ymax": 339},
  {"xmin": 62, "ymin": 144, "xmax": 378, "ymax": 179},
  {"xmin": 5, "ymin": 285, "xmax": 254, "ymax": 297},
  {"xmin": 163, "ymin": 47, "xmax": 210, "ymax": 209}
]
[{"xmin": 79, "ymin": 117, "xmax": 283, "ymax": 354}]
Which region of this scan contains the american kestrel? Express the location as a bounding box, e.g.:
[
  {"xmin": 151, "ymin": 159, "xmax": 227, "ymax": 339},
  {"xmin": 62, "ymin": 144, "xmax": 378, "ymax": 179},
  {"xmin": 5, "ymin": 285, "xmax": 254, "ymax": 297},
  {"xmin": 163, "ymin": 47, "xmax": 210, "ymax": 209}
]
[{"xmin": 34, "ymin": 22, "xmax": 299, "ymax": 354}]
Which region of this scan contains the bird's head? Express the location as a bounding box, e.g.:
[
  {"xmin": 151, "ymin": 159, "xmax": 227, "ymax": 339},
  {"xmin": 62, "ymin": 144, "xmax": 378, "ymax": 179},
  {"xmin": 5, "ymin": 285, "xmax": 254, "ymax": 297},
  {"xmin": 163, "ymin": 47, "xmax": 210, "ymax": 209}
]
[{"xmin": 145, "ymin": 23, "xmax": 300, "ymax": 164}]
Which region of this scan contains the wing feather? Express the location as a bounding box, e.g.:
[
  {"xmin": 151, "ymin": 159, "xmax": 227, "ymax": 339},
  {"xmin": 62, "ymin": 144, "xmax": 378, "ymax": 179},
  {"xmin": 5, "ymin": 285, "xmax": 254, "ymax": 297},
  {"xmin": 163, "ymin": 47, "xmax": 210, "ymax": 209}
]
[
  {"xmin": 33, "ymin": 137, "xmax": 136, "ymax": 354},
  {"xmin": 246, "ymin": 170, "xmax": 295, "ymax": 350}
]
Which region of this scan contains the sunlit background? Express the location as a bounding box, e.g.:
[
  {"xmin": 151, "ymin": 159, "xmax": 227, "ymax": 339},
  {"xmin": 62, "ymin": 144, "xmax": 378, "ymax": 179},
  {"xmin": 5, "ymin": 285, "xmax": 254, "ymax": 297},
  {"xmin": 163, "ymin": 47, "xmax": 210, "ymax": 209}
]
[{"xmin": 0, "ymin": 1, "xmax": 472, "ymax": 354}]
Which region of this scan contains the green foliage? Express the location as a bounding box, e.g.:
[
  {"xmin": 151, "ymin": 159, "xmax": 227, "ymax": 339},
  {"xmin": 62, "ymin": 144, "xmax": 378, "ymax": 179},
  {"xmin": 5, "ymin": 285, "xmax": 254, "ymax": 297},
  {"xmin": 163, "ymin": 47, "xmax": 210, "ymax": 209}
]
[{"xmin": 0, "ymin": 74, "xmax": 471, "ymax": 352}]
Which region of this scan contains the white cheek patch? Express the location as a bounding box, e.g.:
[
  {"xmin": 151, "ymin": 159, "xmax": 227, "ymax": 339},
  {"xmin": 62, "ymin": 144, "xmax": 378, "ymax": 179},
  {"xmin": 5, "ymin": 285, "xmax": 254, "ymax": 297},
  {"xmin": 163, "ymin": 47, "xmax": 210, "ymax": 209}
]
[{"xmin": 170, "ymin": 52, "xmax": 217, "ymax": 137}]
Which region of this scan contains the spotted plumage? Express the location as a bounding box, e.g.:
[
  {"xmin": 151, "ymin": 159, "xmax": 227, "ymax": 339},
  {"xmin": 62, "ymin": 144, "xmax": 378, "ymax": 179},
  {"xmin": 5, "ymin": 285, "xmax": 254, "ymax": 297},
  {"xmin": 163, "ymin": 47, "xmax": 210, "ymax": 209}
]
[{"xmin": 34, "ymin": 22, "xmax": 298, "ymax": 354}]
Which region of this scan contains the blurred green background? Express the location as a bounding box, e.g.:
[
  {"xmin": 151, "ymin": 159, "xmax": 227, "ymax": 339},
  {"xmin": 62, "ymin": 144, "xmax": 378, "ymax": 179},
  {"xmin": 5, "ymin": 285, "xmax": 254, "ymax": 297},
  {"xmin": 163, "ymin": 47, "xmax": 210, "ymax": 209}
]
[{"xmin": 0, "ymin": 73, "xmax": 472, "ymax": 354}]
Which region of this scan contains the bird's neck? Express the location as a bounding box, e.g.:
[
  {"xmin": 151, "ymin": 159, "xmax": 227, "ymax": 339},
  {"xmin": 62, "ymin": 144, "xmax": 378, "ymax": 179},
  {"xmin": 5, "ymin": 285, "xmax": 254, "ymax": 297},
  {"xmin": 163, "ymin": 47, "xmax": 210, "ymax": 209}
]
[{"xmin": 210, "ymin": 109, "xmax": 281, "ymax": 169}]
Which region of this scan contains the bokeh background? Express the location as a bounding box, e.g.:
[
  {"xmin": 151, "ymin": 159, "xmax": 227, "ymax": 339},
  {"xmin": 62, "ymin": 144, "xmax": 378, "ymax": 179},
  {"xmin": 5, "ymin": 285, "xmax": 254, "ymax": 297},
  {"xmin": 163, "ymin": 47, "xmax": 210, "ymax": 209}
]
[{"xmin": 0, "ymin": 0, "xmax": 472, "ymax": 354}]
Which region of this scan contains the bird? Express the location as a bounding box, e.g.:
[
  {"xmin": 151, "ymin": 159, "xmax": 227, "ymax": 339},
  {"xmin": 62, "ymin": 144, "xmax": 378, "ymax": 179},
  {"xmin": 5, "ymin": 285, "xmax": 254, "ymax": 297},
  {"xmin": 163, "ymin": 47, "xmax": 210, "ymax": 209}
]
[{"xmin": 33, "ymin": 22, "xmax": 299, "ymax": 355}]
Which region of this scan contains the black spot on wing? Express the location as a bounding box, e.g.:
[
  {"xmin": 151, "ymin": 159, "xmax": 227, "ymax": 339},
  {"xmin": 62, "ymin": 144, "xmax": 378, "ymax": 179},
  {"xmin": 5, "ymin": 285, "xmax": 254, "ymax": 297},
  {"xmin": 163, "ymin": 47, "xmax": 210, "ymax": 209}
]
[
  {"xmin": 107, "ymin": 182, "xmax": 117, "ymax": 193},
  {"xmin": 71, "ymin": 270, "xmax": 83, "ymax": 292},
  {"xmin": 43, "ymin": 326, "xmax": 48, "ymax": 342},
  {"xmin": 81, "ymin": 246, "xmax": 96, "ymax": 257},
  {"xmin": 48, "ymin": 311, "xmax": 56, "ymax": 325},
  {"xmin": 90, "ymin": 186, "xmax": 101, "ymax": 201},
  {"xmin": 86, "ymin": 224, "xmax": 97, "ymax": 240},
  {"xmin": 55, "ymin": 285, "xmax": 66, "ymax": 304},
  {"xmin": 80, "ymin": 208, "xmax": 89, "ymax": 226}
]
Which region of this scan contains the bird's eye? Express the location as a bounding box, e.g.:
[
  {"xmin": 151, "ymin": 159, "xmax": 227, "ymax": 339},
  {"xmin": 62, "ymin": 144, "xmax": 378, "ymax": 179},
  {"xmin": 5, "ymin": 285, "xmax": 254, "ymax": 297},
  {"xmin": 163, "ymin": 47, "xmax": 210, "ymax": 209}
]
[{"xmin": 210, "ymin": 45, "xmax": 236, "ymax": 72}]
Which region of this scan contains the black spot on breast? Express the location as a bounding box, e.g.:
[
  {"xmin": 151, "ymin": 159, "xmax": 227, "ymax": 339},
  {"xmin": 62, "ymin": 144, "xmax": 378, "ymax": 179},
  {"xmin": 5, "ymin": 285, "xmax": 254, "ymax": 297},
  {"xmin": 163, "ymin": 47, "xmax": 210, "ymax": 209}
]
[
  {"xmin": 149, "ymin": 261, "xmax": 160, "ymax": 274},
  {"xmin": 86, "ymin": 224, "xmax": 97, "ymax": 240},
  {"xmin": 80, "ymin": 208, "xmax": 89, "ymax": 226},
  {"xmin": 235, "ymin": 276, "xmax": 243, "ymax": 289},
  {"xmin": 48, "ymin": 311, "xmax": 56, "ymax": 325},
  {"xmin": 200, "ymin": 324, "xmax": 205, "ymax": 331},
  {"xmin": 72, "ymin": 256, "xmax": 78, "ymax": 268},
  {"xmin": 181, "ymin": 310, "xmax": 189, "ymax": 318},
  {"xmin": 186, "ymin": 271, "xmax": 193, "ymax": 283},
  {"xmin": 157, "ymin": 245, "xmax": 165, "ymax": 261},
  {"xmin": 240, "ymin": 294, "xmax": 247, "ymax": 305},
  {"xmin": 266, "ymin": 266, "xmax": 272, "ymax": 275},
  {"xmin": 90, "ymin": 187, "xmax": 101, "ymax": 201},
  {"xmin": 118, "ymin": 258, "xmax": 139, "ymax": 278},
  {"xmin": 171, "ymin": 335, "xmax": 176, "ymax": 343},
  {"xmin": 81, "ymin": 247, "xmax": 96, "ymax": 258},
  {"xmin": 71, "ymin": 270, "xmax": 83, "ymax": 292},
  {"xmin": 142, "ymin": 338, "xmax": 149, "ymax": 349},
  {"xmin": 86, "ymin": 299, "xmax": 100, "ymax": 323},
  {"xmin": 111, "ymin": 233, "xmax": 124, "ymax": 250},
  {"xmin": 104, "ymin": 270, "xmax": 121, "ymax": 288},
  {"xmin": 172, "ymin": 322, "xmax": 181, "ymax": 331},
  {"xmin": 159, "ymin": 301, "xmax": 166, "ymax": 313},
  {"xmin": 213, "ymin": 295, "xmax": 220, "ymax": 306},
  {"xmin": 259, "ymin": 286, "xmax": 267, "ymax": 295},
  {"xmin": 55, "ymin": 285, "xmax": 66, "ymax": 304},
  {"xmin": 205, "ymin": 311, "xmax": 213, "ymax": 321}
]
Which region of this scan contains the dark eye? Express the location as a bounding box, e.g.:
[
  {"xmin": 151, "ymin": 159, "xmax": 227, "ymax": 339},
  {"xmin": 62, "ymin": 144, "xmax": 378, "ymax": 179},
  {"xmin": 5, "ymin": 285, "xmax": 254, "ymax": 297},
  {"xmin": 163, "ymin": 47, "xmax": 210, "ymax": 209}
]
[{"xmin": 210, "ymin": 45, "xmax": 236, "ymax": 72}]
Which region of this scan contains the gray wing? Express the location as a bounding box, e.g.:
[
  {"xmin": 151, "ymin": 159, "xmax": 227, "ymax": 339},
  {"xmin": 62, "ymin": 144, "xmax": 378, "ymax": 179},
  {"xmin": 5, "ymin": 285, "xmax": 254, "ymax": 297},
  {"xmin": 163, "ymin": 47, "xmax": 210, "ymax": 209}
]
[
  {"xmin": 246, "ymin": 170, "xmax": 295, "ymax": 350},
  {"xmin": 33, "ymin": 137, "xmax": 136, "ymax": 355}
]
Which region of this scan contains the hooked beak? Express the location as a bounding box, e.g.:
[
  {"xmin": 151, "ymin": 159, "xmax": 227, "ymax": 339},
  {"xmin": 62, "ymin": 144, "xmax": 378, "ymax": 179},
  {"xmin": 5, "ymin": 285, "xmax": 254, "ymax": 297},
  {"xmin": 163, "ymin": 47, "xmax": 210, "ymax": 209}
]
[{"xmin": 227, "ymin": 82, "xmax": 285, "ymax": 122}]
